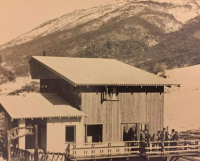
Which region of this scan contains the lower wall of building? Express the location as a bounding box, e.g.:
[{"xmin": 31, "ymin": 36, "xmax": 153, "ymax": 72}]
[{"xmin": 46, "ymin": 117, "xmax": 85, "ymax": 152}]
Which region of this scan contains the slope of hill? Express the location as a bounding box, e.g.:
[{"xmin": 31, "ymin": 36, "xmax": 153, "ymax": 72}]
[
  {"xmin": 165, "ymin": 65, "xmax": 200, "ymax": 132},
  {"xmin": 137, "ymin": 15, "xmax": 200, "ymax": 71},
  {"xmin": 0, "ymin": 0, "xmax": 200, "ymax": 82}
]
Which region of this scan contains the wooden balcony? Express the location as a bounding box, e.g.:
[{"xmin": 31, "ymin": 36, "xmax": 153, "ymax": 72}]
[
  {"xmin": 140, "ymin": 140, "xmax": 200, "ymax": 159},
  {"xmin": 67, "ymin": 140, "xmax": 200, "ymax": 161},
  {"xmin": 68, "ymin": 141, "xmax": 140, "ymax": 160}
]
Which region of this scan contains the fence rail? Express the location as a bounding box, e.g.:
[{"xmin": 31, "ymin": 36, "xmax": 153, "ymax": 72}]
[
  {"xmin": 7, "ymin": 140, "xmax": 200, "ymax": 161},
  {"xmin": 68, "ymin": 141, "xmax": 140, "ymax": 160},
  {"xmin": 68, "ymin": 140, "xmax": 200, "ymax": 160},
  {"xmin": 10, "ymin": 148, "xmax": 67, "ymax": 161},
  {"xmin": 38, "ymin": 151, "xmax": 66, "ymax": 161},
  {"xmin": 140, "ymin": 140, "xmax": 200, "ymax": 158},
  {"xmin": 10, "ymin": 147, "xmax": 34, "ymax": 161}
]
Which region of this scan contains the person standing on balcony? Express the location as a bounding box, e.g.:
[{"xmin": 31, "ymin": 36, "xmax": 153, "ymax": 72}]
[
  {"xmin": 157, "ymin": 131, "xmax": 161, "ymax": 141},
  {"xmin": 172, "ymin": 131, "xmax": 179, "ymax": 141},
  {"xmin": 140, "ymin": 131, "xmax": 145, "ymax": 142},
  {"xmin": 171, "ymin": 131, "xmax": 179, "ymax": 151},
  {"xmin": 161, "ymin": 128, "xmax": 167, "ymax": 152},
  {"xmin": 123, "ymin": 128, "xmax": 128, "ymax": 141},
  {"xmin": 144, "ymin": 130, "xmax": 151, "ymax": 152},
  {"xmin": 169, "ymin": 129, "xmax": 176, "ymax": 150},
  {"xmin": 128, "ymin": 127, "xmax": 135, "ymax": 141},
  {"xmin": 144, "ymin": 129, "xmax": 151, "ymax": 141}
]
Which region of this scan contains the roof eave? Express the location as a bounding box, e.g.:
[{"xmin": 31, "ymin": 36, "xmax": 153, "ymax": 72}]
[
  {"xmin": 75, "ymin": 83, "xmax": 180, "ymax": 87},
  {"xmin": 11, "ymin": 115, "xmax": 86, "ymax": 120}
]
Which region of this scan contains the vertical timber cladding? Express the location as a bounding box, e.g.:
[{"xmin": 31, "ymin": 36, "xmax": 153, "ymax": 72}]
[
  {"xmin": 29, "ymin": 59, "xmax": 60, "ymax": 79},
  {"xmin": 80, "ymin": 86, "xmax": 164, "ymax": 142},
  {"xmin": 80, "ymin": 86, "xmax": 120, "ymax": 142},
  {"xmin": 40, "ymin": 79, "xmax": 82, "ymax": 110}
]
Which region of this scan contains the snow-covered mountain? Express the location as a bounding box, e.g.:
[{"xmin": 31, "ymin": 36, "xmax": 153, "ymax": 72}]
[
  {"xmin": 0, "ymin": 0, "xmax": 200, "ymax": 83},
  {"xmin": 1, "ymin": 0, "xmax": 199, "ymax": 49}
]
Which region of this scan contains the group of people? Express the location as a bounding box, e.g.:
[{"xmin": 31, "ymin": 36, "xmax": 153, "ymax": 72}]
[
  {"xmin": 123, "ymin": 127, "xmax": 179, "ymax": 142},
  {"xmin": 123, "ymin": 127, "xmax": 179, "ymax": 151},
  {"xmin": 142, "ymin": 128, "xmax": 179, "ymax": 142}
]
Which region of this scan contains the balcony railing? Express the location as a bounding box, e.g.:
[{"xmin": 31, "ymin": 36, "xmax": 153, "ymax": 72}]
[
  {"xmin": 67, "ymin": 140, "xmax": 200, "ymax": 160},
  {"xmin": 68, "ymin": 141, "xmax": 140, "ymax": 160},
  {"xmin": 140, "ymin": 140, "xmax": 200, "ymax": 158}
]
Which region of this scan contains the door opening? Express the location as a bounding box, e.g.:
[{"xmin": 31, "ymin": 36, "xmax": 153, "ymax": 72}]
[{"xmin": 86, "ymin": 124, "xmax": 103, "ymax": 143}]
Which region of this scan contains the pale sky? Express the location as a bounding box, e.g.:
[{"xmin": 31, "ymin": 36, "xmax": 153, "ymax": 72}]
[{"xmin": 0, "ymin": 0, "xmax": 112, "ymax": 46}]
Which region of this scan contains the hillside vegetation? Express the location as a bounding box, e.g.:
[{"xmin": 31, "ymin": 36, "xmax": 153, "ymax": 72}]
[{"xmin": 0, "ymin": 0, "xmax": 200, "ymax": 83}]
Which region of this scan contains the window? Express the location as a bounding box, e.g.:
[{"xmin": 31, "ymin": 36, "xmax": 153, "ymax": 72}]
[
  {"xmin": 104, "ymin": 87, "xmax": 119, "ymax": 101},
  {"xmin": 65, "ymin": 126, "xmax": 76, "ymax": 143},
  {"xmin": 122, "ymin": 123, "xmax": 148, "ymax": 141},
  {"xmin": 86, "ymin": 124, "xmax": 103, "ymax": 143}
]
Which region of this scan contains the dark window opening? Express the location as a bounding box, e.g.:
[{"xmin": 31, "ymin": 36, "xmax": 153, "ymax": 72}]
[
  {"xmin": 66, "ymin": 126, "xmax": 76, "ymax": 143},
  {"xmin": 86, "ymin": 125, "xmax": 103, "ymax": 143},
  {"xmin": 122, "ymin": 123, "xmax": 147, "ymax": 141},
  {"xmin": 104, "ymin": 87, "xmax": 119, "ymax": 101}
]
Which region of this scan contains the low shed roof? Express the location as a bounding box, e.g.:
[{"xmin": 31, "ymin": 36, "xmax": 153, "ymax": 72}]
[
  {"xmin": 0, "ymin": 93, "xmax": 86, "ymax": 119},
  {"xmin": 31, "ymin": 56, "xmax": 177, "ymax": 87}
]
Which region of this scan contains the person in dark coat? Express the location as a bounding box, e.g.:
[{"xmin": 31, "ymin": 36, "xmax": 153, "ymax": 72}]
[
  {"xmin": 161, "ymin": 128, "xmax": 167, "ymax": 152},
  {"xmin": 128, "ymin": 127, "xmax": 135, "ymax": 151},
  {"xmin": 123, "ymin": 129, "xmax": 128, "ymax": 141},
  {"xmin": 128, "ymin": 128, "xmax": 135, "ymax": 141},
  {"xmin": 157, "ymin": 131, "xmax": 161, "ymax": 141},
  {"xmin": 172, "ymin": 131, "xmax": 179, "ymax": 141},
  {"xmin": 171, "ymin": 131, "xmax": 179, "ymax": 150},
  {"xmin": 140, "ymin": 131, "xmax": 145, "ymax": 142},
  {"xmin": 170, "ymin": 129, "xmax": 176, "ymax": 150},
  {"xmin": 144, "ymin": 129, "xmax": 151, "ymax": 142},
  {"xmin": 144, "ymin": 130, "xmax": 151, "ymax": 151}
]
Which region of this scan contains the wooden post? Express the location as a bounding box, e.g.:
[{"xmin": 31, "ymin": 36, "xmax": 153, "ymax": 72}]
[
  {"xmin": 136, "ymin": 123, "xmax": 141, "ymax": 141},
  {"xmin": 34, "ymin": 125, "xmax": 38, "ymax": 161},
  {"xmin": 7, "ymin": 131, "xmax": 11, "ymax": 161}
]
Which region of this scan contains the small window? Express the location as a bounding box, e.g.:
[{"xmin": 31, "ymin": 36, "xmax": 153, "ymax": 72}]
[
  {"xmin": 104, "ymin": 87, "xmax": 119, "ymax": 101},
  {"xmin": 65, "ymin": 126, "xmax": 76, "ymax": 143}
]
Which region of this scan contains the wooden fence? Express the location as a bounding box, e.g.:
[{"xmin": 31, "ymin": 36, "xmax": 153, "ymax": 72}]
[
  {"xmin": 68, "ymin": 140, "xmax": 200, "ymax": 160},
  {"xmin": 140, "ymin": 140, "xmax": 200, "ymax": 158},
  {"xmin": 38, "ymin": 151, "xmax": 66, "ymax": 161},
  {"xmin": 7, "ymin": 125, "xmax": 38, "ymax": 161},
  {"xmin": 68, "ymin": 141, "xmax": 140, "ymax": 160},
  {"xmin": 10, "ymin": 147, "xmax": 34, "ymax": 161},
  {"xmin": 4, "ymin": 140, "xmax": 200, "ymax": 161}
]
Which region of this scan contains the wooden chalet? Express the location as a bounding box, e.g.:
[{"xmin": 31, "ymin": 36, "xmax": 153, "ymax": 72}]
[
  {"xmin": 2, "ymin": 56, "xmax": 199, "ymax": 161},
  {"xmin": 29, "ymin": 56, "xmax": 172, "ymax": 145}
]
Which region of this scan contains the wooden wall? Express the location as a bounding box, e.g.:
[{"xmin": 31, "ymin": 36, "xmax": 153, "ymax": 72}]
[
  {"xmin": 40, "ymin": 79, "xmax": 81, "ymax": 110},
  {"xmin": 40, "ymin": 79, "xmax": 164, "ymax": 142},
  {"xmin": 79, "ymin": 86, "xmax": 164, "ymax": 142},
  {"xmin": 30, "ymin": 59, "xmax": 60, "ymax": 79}
]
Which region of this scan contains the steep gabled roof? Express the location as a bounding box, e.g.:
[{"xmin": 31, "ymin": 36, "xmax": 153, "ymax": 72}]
[
  {"xmin": 0, "ymin": 93, "xmax": 86, "ymax": 119},
  {"xmin": 30, "ymin": 56, "xmax": 178, "ymax": 87}
]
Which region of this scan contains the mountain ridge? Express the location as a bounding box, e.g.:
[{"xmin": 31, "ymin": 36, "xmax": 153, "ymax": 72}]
[
  {"xmin": 1, "ymin": 0, "xmax": 199, "ymax": 49},
  {"xmin": 0, "ymin": 0, "xmax": 200, "ymax": 83}
]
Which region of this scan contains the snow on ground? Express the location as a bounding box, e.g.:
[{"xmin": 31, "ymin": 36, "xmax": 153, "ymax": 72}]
[
  {"xmin": 165, "ymin": 65, "xmax": 200, "ymax": 132},
  {"xmin": 0, "ymin": 76, "xmax": 38, "ymax": 96}
]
